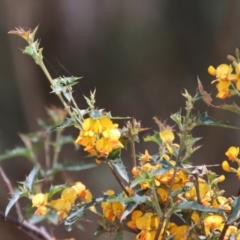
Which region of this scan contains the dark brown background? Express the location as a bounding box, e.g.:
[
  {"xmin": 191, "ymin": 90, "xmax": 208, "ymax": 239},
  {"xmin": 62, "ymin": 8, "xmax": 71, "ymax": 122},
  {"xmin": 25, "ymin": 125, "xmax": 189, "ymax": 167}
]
[{"xmin": 1, "ymin": 0, "xmax": 240, "ymax": 239}]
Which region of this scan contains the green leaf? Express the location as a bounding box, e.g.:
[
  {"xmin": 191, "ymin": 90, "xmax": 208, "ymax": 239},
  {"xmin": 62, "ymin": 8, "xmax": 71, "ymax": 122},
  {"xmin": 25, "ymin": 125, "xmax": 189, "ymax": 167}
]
[
  {"xmin": 28, "ymin": 214, "xmax": 45, "ymax": 224},
  {"xmin": 5, "ymin": 190, "xmax": 28, "ymax": 217},
  {"xmin": 176, "ymin": 201, "xmax": 227, "ymax": 213},
  {"xmin": 20, "ymin": 166, "xmax": 39, "ymax": 191},
  {"xmin": 227, "ymin": 196, "xmax": 240, "ymax": 224},
  {"xmin": 23, "ymin": 46, "xmax": 36, "ymax": 58},
  {"xmin": 217, "ymin": 102, "xmax": 240, "ymax": 115},
  {"xmin": 0, "ymin": 147, "xmax": 30, "ymax": 161},
  {"xmin": 120, "ymin": 202, "xmax": 138, "ymax": 222},
  {"xmin": 47, "ymin": 162, "xmax": 96, "ymax": 175},
  {"xmin": 152, "ymin": 158, "xmax": 173, "ymax": 176},
  {"xmin": 90, "ymin": 110, "xmax": 104, "ymax": 119},
  {"xmin": 108, "ymin": 148, "xmax": 121, "ymax": 160},
  {"xmin": 114, "ymin": 231, "xmax": 123, "ymax": 240},
  {"xmin": 111, "ymin": 158, "xmax": 129, "ymax": 183},
  {"xmin": 48, "ymin": 184, "xmax": 68, "ymax": 201},
  {"xmin": 51, "ymin": 84, "xmax": 64, "ymax": 94},
  {"xmin": 65, "ymin": 197, "xmax": 106, "ymax": 231},
  {"xmin": 83, "ymin": 95, "xmax": 92, "ymax": 107},
  {"xmin": 196, "ymin": 112, "xmax": 240, "ymax": 129},
  {"xmin": 54, "ymin": 76, "xmax": 82, "ymax": 87},
  {"xmin": 170, "ymin": 110, "xmax": 182, "ymax": 127},
  {"xmin": 57, "ymin": 135, "xmax": 76, "ymax": 146},
  {"xmin": 62, "ymin": 90, "xmax": 71, "ymax": 102},
  {"xmin": 144, "ymin": 131, "xmax": 162, "ymax": 145},
  {"xmin": 130, "ymin": 172, "xmax": 150, "ymax": 188},
  {"xmin": 49, "ymin": 118, "xmax": 77, "ymax": 131},
  {"xmin": 91, "ymin": 225, "xmax": 106, "ymax": 240}
]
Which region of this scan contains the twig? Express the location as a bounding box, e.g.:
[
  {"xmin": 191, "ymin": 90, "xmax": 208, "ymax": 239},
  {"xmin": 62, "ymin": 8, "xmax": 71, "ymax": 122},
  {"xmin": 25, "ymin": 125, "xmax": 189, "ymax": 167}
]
[
  {"xmin": 219, "ymin": 223, "xmax": 228, "ymax": 240},
  {"xmin": 107, "ymin": 162, "xmax": 129, "ymax": 197},
  {"xmin": 0, "ymin": 166, "xmax": 23, "ymax": 221},
  {"xmin": 194, "ymin": 174, "xmax": 206, "ymax": 236},
  {"xmin": 0, "ymin": 211, "xmax": 52, "ymax": 240},
  {"xmin": 0, "ymin": 166, "xmax": 52, "ymax": 239},
  {"xmin": 130, "ymin": 136, "xmax": 137, "ymax": 168}
]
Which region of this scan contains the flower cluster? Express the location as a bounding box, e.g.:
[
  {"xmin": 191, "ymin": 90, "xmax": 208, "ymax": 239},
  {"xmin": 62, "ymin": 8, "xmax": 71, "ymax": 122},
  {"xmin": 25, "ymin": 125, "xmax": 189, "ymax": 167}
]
[
  {"xmin": 101, "ymin": 190, "xmax": 125, "ymax": 221},
  {"xmin": 8, "ymin": 27, "xmax": 240, "ymax": 240},
  {"xmin": 75, "ymin": 117, "xmax": 123, "ymax": 157},
  {"xmin": 32, "ymin": 182, "xmax": 92, "ymax": 221},
  {"xmin": 208, "ymin": 56, "xmax": 240, "ymax": 99},
  {"xmin": 222, "ymin": 146, "xmax": 240, "ymax": 179}
]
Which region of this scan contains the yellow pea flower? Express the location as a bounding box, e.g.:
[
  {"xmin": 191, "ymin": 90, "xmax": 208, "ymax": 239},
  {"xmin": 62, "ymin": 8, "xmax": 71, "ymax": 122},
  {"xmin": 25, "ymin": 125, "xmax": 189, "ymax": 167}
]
[
  {"xmin": 225, "ymin": 146, "xmax": 239, "ymax": 161},
  {"xmin": 216, "ymin": 81, "xmax": 231, "ymax": 99},
  {"xmin": 204, "ymin": 215, "xmax": 224, "ymax": 236},
  {"xmin": 127, "ymin": 210, "xmax": 143, "ymax": 228},
  {"xmin": 222, "ymin": 161, "xmax": 231, "ymax": 172},
  {"xmin": 32, "ymin": 193, "xmax": 48, "ymax": 216},
  {"xmin": 208, "ymin": 64, "xmax": 232, "ymax": 81}
]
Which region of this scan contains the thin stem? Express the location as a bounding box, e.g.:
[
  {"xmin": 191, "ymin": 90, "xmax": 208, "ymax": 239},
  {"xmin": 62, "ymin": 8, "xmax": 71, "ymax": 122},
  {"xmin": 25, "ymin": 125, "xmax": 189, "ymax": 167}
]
[
  {"xmin": 130, "ymin": 136, "xmax": 137, "ymax": 168},
  {"xmin": 219, "ymin": 223, "xmax": 228, "ymax": 240},
  {"xmin": 107, "ymin": 162, "xmax": 129, "ymax": 197},
  {"xmin": 37, "ymin": 61, "xmax": 74, "ymax": 119},
  {"xmin": 152, "ymin": 185, "xmax": 162, "ymax": 217},
  {"xmin": 194, "ymin": 174, "xmax": 206, "ymax": 236},
  {"xmin": 0, "ymin": 211, "xmax": 52, "ymax": 240},
  {"xmin": 0, "ymin": 166, "xmax": 23, "ymax": 221},
  {"xmin": 67, "ymin": 86, "xmax": 84, "ymax": 123},
  {"xmin": 154, "ymin": 130, "xmax": 187, "ymax": 240},
  {"xmin": 44, "ymin": 134, "xmax": 51, "ymax": 169},
  {"xmin": 154, "ymin": 98, "xmax": 194, "ymax": 240},
  {"xmin": 52, "ymin": 129, "xmax": 63, "ymax": 167}
]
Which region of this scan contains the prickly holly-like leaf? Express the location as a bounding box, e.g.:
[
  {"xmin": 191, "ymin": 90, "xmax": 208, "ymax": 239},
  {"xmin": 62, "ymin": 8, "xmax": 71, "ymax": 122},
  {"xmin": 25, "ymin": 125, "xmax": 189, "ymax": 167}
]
[
  {"xmin": 90, "ymin": 109, "xmax": 104, "ymax": 119},
  {"xmin": 20, "ymin": 166, "xmax": 39, "ymax": 191},
  {"xmin": 51, "ymin": 84, "xmax": 64, "ymax": 94},
  {"xmin": 196, "ymin": 112, "xmax": 240, "ymax": 129},
  {"xmin": 23, "ymin": 46, "xmax": 36, "ymax": 57},
  {"xmin": 0, "ymin": 147, "xmax": 30, "ymax": 161},
  {"xmin": 5, "ymin": 190, "xmax": 28, "ymax": 217},
  {"xmin": 170, "ymin": 110, "xmax": 182, "ymax": 127},
  {"xmin": 62, "ymin": 89, "xmax": 71, "ymax": 102},
  {"xmin": 46, "ymin": 162, "xmax": 96, "ymax": 176},
  {"xmin": 83, "ymin": 95, "xmax": 93, "ymax": 108},
  {"xmin": 143, "ymin": 131, "xmax": 162, "ymax": 145},
  {"xmin": 130, "ymin": 172, "xmax": 150, "ymax": 188},
  {"xmin": 65, "ymin": 196, "xmax": 107, "ymax": 231},
  {"xmin": 114, "ymin": 231, "xmax": 123, "ymax": 240},
  {"xmin": 217, "ymin": 102, "xmax": 240, "ymax": 115},
  {"xmin": 111, "ymin": 158, "xmax": 129, "ymax": 183},
  {"xmin": 55, "ymin": 76, "xmax": 82, "ymax": 87},
  {"xmin": 120, "ymin": 202, "xmax": 139, "ymax": 222},
  {"xmin": 152, "ymin": 158, "xmax": 173, "ymax": 176},
  {"xmin": 176, "ymin": 201, "xmax": 227, "ymax": 213},
  {"xmin": 227, "ymin": 196, "xmax": 240, "ymax": 224},
  {"xmin": 49, "ymin": 118, "xmax": 77, "ymax": 131},
  {"xmin": 48, "ymin": 184, "xmax": 68, "ymax": 201}
]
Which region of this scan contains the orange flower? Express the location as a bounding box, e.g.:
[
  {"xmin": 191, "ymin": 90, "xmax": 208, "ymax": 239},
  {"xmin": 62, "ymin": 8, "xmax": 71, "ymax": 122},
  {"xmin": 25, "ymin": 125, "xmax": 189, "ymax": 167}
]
[
  {"xmin": 139, "ymin": 150, "xmax": 151, "ymax": 163},
  {"xmin": 75, "ymin": 117, "xmax": 123, "ymax": 157}
]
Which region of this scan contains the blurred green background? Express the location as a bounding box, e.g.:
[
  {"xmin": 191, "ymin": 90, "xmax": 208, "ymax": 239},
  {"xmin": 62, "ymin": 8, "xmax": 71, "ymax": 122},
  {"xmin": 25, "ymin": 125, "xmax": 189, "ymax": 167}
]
[{"xmin": 1, "ymin": 0, "xmax": 240, "ymax": 239}]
